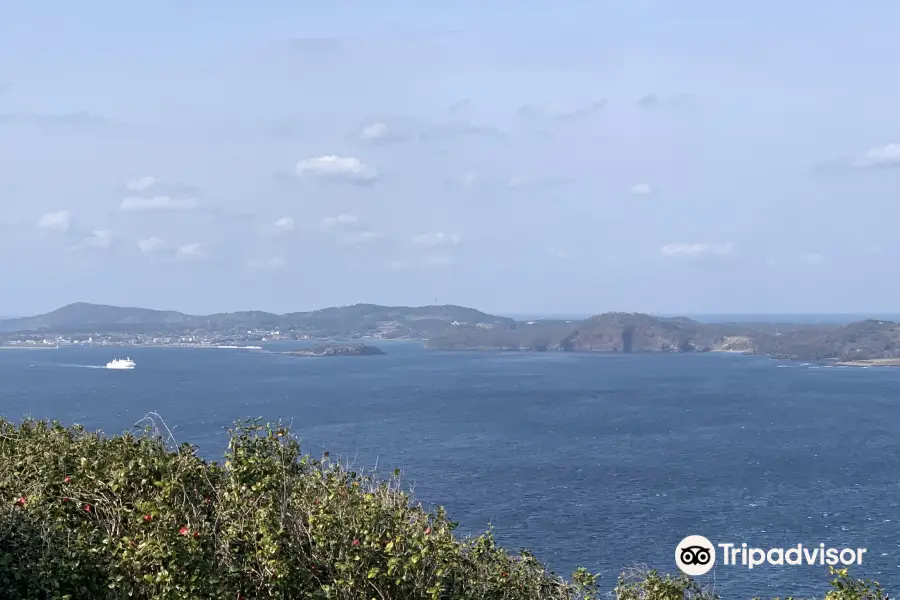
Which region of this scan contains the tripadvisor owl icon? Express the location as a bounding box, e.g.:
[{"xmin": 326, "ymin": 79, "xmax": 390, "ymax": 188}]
[{"xmin": 676, "ymin": 535, "xmax": 716, "ymax": 576}]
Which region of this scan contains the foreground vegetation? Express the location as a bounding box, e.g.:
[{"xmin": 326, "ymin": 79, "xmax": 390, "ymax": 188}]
[{"xmin": 0, "ymin": 417, "xmax": 888, "ymax": 599}]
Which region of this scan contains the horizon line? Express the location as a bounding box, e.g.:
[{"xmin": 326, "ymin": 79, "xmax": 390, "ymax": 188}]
[{"xmin": 4, "ymin": 302, "xmax": 900, "ymax": 322}]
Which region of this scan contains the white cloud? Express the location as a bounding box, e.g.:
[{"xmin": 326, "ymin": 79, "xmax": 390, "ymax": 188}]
[
  {"xmin": 660, "ymin": 243, "xmax": 707, "ymax": 255},
  {"xmin": 69, "ymin": 229, "xmax": 114, "ymax": 252},
  {"xmin": 247, "ymin": 257, "xmax": 286, "ymax": 270},
  {"xmin": 175, "ymin": 242, "xmax": 205, "ymax": 259},
  {"xmin": 125, "ymin": 176, "xmax": 157, "ymax": 191},
  {"xmin": 83, "ymin": 229, "xmax": 113, "ymax": 248},
  {"xmin": 852, "ymin": 143, "xmax": 900, "ymax": 168},
  {"xmin": 272, "ymin": 216, "xmax": 295, "ymax": 233},
  {"xmin": 660, "ymin": 242, "xmax": 736, "ymax": 257},
  {"xmin": 456, "ymin": 172, "xmax": 568, "ymax": 191},
  {"xmin": 321, "ymin": 214, "xmax": 359, "ymax": 230},
  {"xmin": 137, "ymin": 237, "xmax": 167, "ymax": 253},
  {"xmin": 411, "ymin": 232, "xmax": 460, "ymax": 247},
  {"xmin": 138, "ymin": 239, "xmax": 205, "ymax": 261},
  {"xmin": 294, "ymin": 155, "xmax": 378, "ymax": 184},
  {"xmin": 630, "ymin": 183, "xmax": 653, "ymax": 195},
  {"xmin": 37, "ymin": 210, "xmax": 70, "ymax": 233},
  {"xmin": 359, "ymin": 122, "xmax": 389, "ymax": 141},
  {"xmin": 355, "ymin": 116, "xmax": 498, "ymax": 144},
  {"xmin": 637, "ymin": 93, "xmax": 692, "ymax": 109},
  {"xmin": 121, "ymin": 196, "xmax": 198, "ymax": 211}
]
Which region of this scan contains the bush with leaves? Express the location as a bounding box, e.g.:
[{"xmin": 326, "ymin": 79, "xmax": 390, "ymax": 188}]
[
  {"xmin": 0, "ymin": 417, "xmax": 890, "ymax": 600},
  {"xmin": 0, "ymin": 417, "xmax": 599, "ymax": 600},
  {"xmin": 614, "ymin": 567, "xmax": 890, "ymax": 600}
]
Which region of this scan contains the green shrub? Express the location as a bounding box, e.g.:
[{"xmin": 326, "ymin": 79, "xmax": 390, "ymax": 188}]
[
  {"xmin": 614, "ymin": 568, "xmax": 716, "ymax": 600},
  {"xmin": 0, "ymin": 416, "xmax": 889, "ymax": 600},
  {"xmin": 0, "ymin": 417, "xmax": 598, "ymax": 599}
]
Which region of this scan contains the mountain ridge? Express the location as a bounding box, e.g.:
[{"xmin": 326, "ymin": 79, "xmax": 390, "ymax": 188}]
[
  {"xmin": 0, "ymin": 302, "xmax": 514, "ymax": 337},
  {"xmin": 3, "ymin": 303, "xmax": 900, "ymax": 362}
]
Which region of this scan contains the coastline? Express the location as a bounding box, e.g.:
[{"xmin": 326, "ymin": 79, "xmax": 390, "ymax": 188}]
[
  {"xmin": 0, "ymin": 344, "xmax": 265, "ymax": 350},
  {"xmin": 833, "ymin": 358, "xmax": 900, "ymax": 367},
  {"xmin": 3, "ymin": 342, "xmax": 899, "ymax": 367},
  {"xmin": 0, "ymin": 346, "xmax": 60, "ymax": 350}
]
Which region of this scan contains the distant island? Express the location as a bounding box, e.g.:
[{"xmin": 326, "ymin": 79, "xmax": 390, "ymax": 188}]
[
  {"xmin": 1, "ymin": 302, "xmax": 900, "ymax": 364},
  {"xmin": 284, "ymin": 344, "xmax": 385, "ymax": 357}
]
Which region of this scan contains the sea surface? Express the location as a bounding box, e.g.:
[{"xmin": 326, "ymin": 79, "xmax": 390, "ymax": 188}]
[{"xmin": 1, "ymin": 343, "xmax": 899, "ymax": 599}]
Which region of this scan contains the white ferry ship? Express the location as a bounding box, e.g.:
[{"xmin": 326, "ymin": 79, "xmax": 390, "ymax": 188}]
[{"xmin": 106, "ymin": 357, "xmax": 136, "ymax": 370}]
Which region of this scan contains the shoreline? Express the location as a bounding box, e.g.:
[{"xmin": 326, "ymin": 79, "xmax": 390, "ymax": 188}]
[
  {"xmin": 833, "ymin": 358, "xmax": 900, "ymax": 367},
  {"xmin": 0, "ymin": 344, "xmax": 265, "ymax": 350},
  {"xmin": 2, "ymin": 343, "xmax": 899, "ymax": 367},
  {"xmin": 0, "ymin": 346, "xmax": 61, "ymax": 350},
  {"xmin": 0, "ymin": 338, "xmax": 424, "ymax": 350}
]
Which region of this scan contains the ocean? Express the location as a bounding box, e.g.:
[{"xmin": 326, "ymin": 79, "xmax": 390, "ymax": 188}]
[{"xmin": 1, "ymin": 343, "xmax": 898, "ymax": 598}]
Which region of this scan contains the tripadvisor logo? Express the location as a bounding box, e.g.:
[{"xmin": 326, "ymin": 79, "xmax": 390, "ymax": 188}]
[
  {"xmin": 675, "ymin": 536, "xmax": 868, "ymax": 575},
  {"xmin": 676, "ymin": 535, "xmax": 716, "ymax": 575}
]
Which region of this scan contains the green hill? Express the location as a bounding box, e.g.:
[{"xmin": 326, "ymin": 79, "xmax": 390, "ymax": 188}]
[{"xmin": 0, "ymin": 302, "xmax": 513, "ymax": 338}]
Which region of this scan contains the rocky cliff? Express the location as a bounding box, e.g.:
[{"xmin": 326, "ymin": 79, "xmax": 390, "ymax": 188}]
[
  {"xmin": 427, "ymin": 312, "xmax": 900, "ymax": 362},
  {"xmin": 559, "ymin": 313, "xmax": 706, "ymax": 352}
]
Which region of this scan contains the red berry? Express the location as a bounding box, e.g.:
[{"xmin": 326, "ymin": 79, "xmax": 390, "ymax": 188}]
[
  {"xmin": 179, "ymin": 526, "xmax": 189, "ymax": 536},
  {"xmin": 425, "ymin": 527, "xmax": 432, "ymax": 535},
  {"xmin": 143, "ymin": 514, "xmax": 152, "ymax": 522},
  {"xmin": 64, "ymin": 475, "xmax": 71, "ymax": 483},
  {"xmin": 14, "ymin": 497, "xmax": 26, "ymax": 507},
  {"xmin": 352, "ymin": 538, "xmax": 360, "ymax": 546},
  {"xmin": 62, "ymin": 497, "xmax": 69, "ymax": 503},
  {"xmin": 84, "ymin": 504, "xmax": 92, "ymax": 512},
  {"xmin": 501, "ymin": 571, "xmax": 508, "ymax": 578}
]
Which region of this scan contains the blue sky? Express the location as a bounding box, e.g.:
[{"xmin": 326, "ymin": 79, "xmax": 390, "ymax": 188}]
[{"xmin": 1, "ymin": 1, "xmax": 899, "ymax": 316}]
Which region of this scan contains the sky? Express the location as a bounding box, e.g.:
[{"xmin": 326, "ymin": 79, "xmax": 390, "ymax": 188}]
[{"xmin": 1, "ymin": 1, "xmax": 899, "ymax": 316}]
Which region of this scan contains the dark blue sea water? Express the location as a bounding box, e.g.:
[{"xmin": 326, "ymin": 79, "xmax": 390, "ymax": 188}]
[{"xmin": 1, "ymin": 344, "xmax": 899, "ymax": 599}]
